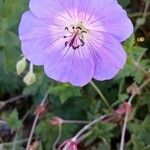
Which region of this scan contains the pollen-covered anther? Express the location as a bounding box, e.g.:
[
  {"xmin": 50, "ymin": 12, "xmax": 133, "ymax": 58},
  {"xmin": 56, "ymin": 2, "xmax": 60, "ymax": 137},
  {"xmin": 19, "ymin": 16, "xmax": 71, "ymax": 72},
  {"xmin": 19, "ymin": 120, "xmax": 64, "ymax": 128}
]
[{"xmin": 63, "ymin": 24, "xmax": 87, "ymax": 50}]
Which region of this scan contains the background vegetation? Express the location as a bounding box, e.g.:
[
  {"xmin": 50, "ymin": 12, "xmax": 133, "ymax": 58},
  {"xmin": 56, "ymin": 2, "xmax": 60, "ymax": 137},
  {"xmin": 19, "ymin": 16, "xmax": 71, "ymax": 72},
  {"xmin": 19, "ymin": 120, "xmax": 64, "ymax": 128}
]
[{"xmin": 0, "ymin": 0, "xmax": 150, "ymax": 149}]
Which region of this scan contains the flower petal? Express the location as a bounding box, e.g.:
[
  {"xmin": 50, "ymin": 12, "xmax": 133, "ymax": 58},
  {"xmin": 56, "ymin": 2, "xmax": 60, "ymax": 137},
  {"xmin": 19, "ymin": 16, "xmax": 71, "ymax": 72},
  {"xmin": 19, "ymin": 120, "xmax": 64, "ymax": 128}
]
[
  {"xmin": 88, "ymin": 33, "xmax": 127, "ymax": 80},
  {"xmin": 29, "ymin": 0, "xmax": 73, "ymax": 19},
  {"xmin": 44, "ymin": 45, "xmax": 94, "ymax": 86},
  {"xmin": 76, "ymin": 0, "xmax": 117, "ymax": 12},
  {"xmin": 69, "ymin": 0, "xmax": 116, "ymax": 21},
  {"xmin": 19, "ymin": 11, "xmax": 53, "ymax": 40},
  {"xmin": 88, "ymin": 2, "xmax": 133, "ymax": 42},
  {"xmin": 19, "ymin": 11, "xmax": 52, "ymax": 65}
]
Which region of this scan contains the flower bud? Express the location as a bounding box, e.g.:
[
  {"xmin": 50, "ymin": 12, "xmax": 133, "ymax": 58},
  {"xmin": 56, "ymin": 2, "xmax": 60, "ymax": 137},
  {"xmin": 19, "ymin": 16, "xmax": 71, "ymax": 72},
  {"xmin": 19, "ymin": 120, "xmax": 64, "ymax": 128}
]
[
  {"xmin": 34, "ymin": 105, "xmax": 46, "ymax": 116},
  {"xmin": 127, "ymin": 83, "xmax": 140, "ymax": 95},
  {"xmin": 23, "ymin": 71, "xmax": 36, "ymax": 86},
  {"xmin": 115, "ymin": 102, "xmax": 132, "ymax": 114},
  {"xmin": 16, "ymin": 57, "xmax": 27, "ymax": 75},
  {"xmin": 50, "ymin": 116, "xmax": 63, "ymax": 126}
]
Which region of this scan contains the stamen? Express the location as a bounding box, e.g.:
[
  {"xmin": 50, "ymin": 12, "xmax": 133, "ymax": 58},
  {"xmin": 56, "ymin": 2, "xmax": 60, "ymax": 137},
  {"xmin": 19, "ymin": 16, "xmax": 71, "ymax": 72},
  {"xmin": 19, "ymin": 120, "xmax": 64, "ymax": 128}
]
[
  {"xmin": 76, "ymin": 26, "xmax": 82, "ymax": 30},
  {"xmin": 65, "ymin": 27, "xmax": 69, "ymax": 30},
  {"xmin": 73, "ymin": 45, "xmax": 80, "ymax": 50},
  {"xmin": 80, "ymin": 39, "xmax": 85, "ymax": 46},
  {"xmin": 63, "ymin": 35, "xmax": 72, "ymax": 38},
  {"xmin": 65, "ymin": 41, "xmax": 68, "ymax": 47},
  {"xmin": 63, "ymin": 24, "xmax": 87, "ymax": 50}
]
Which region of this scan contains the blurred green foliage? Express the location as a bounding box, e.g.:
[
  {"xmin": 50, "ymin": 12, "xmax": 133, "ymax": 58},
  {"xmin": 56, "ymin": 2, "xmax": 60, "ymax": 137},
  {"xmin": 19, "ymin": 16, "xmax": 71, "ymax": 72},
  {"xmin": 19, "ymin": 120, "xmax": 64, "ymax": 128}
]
[{"xmin": 0, "ymin": 0, "xmax": 150, "ymax": 150}]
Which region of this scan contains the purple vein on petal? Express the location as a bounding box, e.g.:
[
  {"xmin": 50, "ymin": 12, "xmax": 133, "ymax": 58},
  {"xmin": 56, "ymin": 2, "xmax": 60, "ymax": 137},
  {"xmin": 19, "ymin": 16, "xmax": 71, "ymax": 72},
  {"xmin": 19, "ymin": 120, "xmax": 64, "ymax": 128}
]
[
  {"xmin": 72, "ymin": 0, "xmax": 76, "ymax": 19},
  {"xmin": 89, "ymin": 40, "xmax": 122, "ymax": 70},
  {"xmin": 87, "ymin": 34, "xmax": 113, "ymax": 46},
  {"xmin": 78, "ymin": 48, "xmax": 85, "ymax": 75},
  {"xmin": 42, "ymin": 35, "xmax": 63, "ymax": 49},
  {"xmin": 88, "ymin": 35, "xmax": 120, "ymax": 57},
  {"xmin": 56, "ymin": 0, "xmax": 73, "ymax": 20},
  {"xmin": 82, "ymin": 0, "xmax": 91, "ymax": 22},
  {"xmin": 85, "ymin": 7, "xmax": 96, "ymax": 24}
]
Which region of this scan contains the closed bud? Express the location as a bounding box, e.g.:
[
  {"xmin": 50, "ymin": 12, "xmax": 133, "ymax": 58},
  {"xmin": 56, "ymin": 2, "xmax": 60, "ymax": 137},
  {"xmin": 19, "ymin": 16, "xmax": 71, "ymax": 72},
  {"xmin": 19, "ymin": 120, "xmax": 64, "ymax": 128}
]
[
  {"xmin": 50, "ymin": 116, "xmax": 63, "ymax": 126},
  {"xmin": 115, "ymin": 102, "xmax": 132, "ymax": 114},
  {"xmin": 23, "ymin": 72, "xmax": 36, "ymax": 86},
  {"xmin": 127, "ymin": 83, "xmax": 140, "ymax": 95},
  {"xmin": 16, "ymin": 57, "xmax": 27, "ymax": 75}
]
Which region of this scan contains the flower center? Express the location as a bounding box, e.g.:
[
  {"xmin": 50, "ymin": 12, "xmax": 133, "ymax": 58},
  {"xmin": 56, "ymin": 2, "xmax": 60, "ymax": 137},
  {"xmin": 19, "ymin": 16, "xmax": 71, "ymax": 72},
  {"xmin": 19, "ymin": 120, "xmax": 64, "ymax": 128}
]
[{"xmin": 63, "ymin": 22, "xmax": 88, "ymax": 50}]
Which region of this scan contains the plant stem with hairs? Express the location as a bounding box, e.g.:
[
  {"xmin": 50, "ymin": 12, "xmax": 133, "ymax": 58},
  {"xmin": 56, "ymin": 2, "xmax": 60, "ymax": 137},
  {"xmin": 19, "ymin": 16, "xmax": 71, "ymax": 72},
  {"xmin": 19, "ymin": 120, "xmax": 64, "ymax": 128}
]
[
  {"xmin": 26, "ymin": 90, "xmax": 50, "ymax": 150},
  {"xmin": 73, "ymin": 115, "xmax": 107, "ymax": 140},
  {"xmin": 119, "ymin": 78, "xmax": 150, "ymax": 150},
  {"xmin": 53, "ymin": 125, "xmax": 62, "ymax": 150},
  {"xmin": 0, "ymin": 94, "xmax": 28, "ymax": 110}
]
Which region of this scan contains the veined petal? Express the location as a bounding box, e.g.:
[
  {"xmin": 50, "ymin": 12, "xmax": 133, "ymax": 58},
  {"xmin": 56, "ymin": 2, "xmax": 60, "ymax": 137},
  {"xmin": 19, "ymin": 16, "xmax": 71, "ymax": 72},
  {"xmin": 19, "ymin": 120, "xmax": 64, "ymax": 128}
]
[
  {"xmin": 19, "ymin": 11, "xmax": 53, "ymax": 65},
  {"xmin": 87, "ymin": 33, "xmax": 127, "ymax": 80},
  {"xmin": 29, "ymin": 0, "xmax": 74, "ymax": 19},
  {"xmin": 21, "ymin": 38, "xmax": 51, "ymax": 65},
  {"xmin": 19, "ymin": 0, "xmax": 132, "ymax": 85},
  {"xmin": 87, "ymin": 2, "xmax": 133, "ymax": 42},
  {"xmin": 44, "ymin": 45, "xmax": 94, "ymax": 86},
  {"xmin": 19, "ymin": 11, "xmax": 52, "ymax": 40},
  {"xmin": 76, "ymin": 0, "xmax": 117, "ymax": 12}
]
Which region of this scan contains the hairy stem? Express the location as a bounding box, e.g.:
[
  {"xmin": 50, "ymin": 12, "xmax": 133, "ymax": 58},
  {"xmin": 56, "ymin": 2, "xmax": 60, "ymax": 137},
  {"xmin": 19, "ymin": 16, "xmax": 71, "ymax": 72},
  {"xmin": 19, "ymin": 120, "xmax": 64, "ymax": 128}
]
[
  {"xmin": 64, "ymin": 120, "xmax": 90, "ymax": 124},
  {"xmin": 5, "ymin": 94, "xmax": 27, "ymax": 105},
  {"xmin": 73, "ymin": 115, "xmax": 107, "ymax": 140},
  {"xmin": 53, "ymin": 125, "xmax": 62, "ymax": 150},
  {"xmin": 120, "ymin": 78, "xmax": 150, "ymax": 150},
  {"xmin": 26, "ymin": 90, "xmax": 50, "ymax": 150}
]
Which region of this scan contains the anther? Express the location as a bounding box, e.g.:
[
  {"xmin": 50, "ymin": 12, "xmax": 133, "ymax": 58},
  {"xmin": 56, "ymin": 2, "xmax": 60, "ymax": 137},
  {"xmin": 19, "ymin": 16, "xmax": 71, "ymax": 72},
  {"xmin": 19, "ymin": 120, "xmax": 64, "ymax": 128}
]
[
  {"xmin": 65, "ymin": 27, "xmax": 69, "ymax": 30},
  {"xmin": 80, "ymin": 39, "xmax": 85, "ymax": 46},
  {"xmin": 73, "ymin": 45, "xmax": 80, "ymax": 50},
  {"xmin": 81, "ymin": 31, "xmax": 87, "ymax": 33},
  {"xmin": 65, "ymin": 41, "xmax": 68, "ymax": 47},
  {"xmin": 76, "ymin": 26, "xmax": 82, "ymax": 30}
]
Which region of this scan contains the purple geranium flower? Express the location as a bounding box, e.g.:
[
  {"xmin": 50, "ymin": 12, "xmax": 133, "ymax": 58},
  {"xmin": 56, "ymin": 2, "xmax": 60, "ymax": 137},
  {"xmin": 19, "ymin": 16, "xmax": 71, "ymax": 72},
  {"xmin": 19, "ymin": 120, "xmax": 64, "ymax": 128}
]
[{"xmin": 19, "ymin": 0, "xmax": 133, "ymax": 86}]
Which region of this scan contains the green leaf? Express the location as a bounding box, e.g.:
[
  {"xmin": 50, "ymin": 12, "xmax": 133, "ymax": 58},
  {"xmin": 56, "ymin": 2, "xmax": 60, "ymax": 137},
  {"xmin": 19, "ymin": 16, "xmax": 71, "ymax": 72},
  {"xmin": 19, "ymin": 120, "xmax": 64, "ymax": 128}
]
[
  {"xmin": 36, "ymin": 113, "xmax": 78, "ymax": 150},
  {"xmin": 129, "ymin": 116, "xmax": 150, "ymax": 147},
  {"xmin": 5, "ymin": 109, "xmax": 22, "ymax": 131},
  {"xmin": 118, "ymin": 0, "xmax": 131, "ymax": 7},
  {"xmin": 124, "ymin": 35, "xmax": 135, "ymax": 50},
  {"xmin": 85, "ymin": 122, "xmax": 115, "ymax": 146},
  {"xmin": 50, "ymin": 84, "xmax": 81, "ymax": 103},
  {"xmin": 0, "ymin": 30, "xmax": 20, "ymax": 72},
  {"xmin": 0, "ymin": 0, "xmax": 28, "ymax": 30},
  {"xmin": 98, "ymin": 143, "xmax": 111, "ymax": 150},
  {"xmin": 130, "ymin": 46, "xmax": 147, "ymax": 62},
  {"xmin": 0, "ymin": 67, "xmax": 22, "ymax": 94},
  {"xmin": 85, "ymin": 133, "xmax": 98, "ymax": 146},
  {"xmin": 131, "ymin": 135, "xmax": 145, "ymax": 150},
  {"xmin": 117, "ymin": 44, "xmax": 147, "ymax": 84}
]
